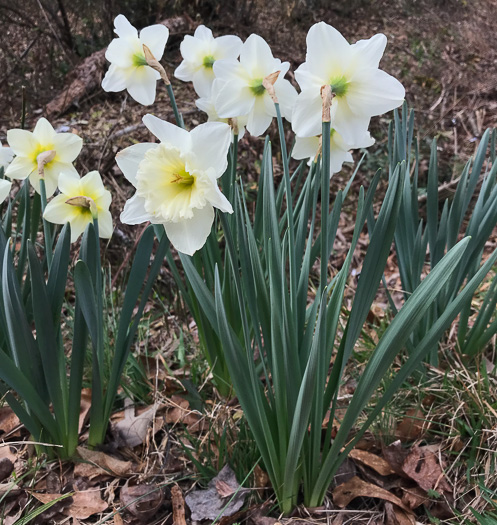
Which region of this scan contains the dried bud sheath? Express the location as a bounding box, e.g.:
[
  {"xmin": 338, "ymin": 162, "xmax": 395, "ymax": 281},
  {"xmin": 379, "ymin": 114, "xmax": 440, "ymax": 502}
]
[
  {"xmin": 263, "ymin": 71, "xmax": 280, "ymax": 104},
  {"xmin": 143, "ymin": 44, "xmax": 170, "ymax": 85}
]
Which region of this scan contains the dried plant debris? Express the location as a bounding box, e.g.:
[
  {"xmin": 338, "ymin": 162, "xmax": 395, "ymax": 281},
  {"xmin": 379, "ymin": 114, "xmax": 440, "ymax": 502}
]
[{"xmin": 185, "ymin": 464, "xmax": 246, "ymax": 521}]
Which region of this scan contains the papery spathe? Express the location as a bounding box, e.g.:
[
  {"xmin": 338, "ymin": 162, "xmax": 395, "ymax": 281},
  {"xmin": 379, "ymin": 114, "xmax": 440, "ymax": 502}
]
[
  {"xmin": 6, "ymin": 118, "xmax": 82, "ymax": 196},
  {"xmin": 43, "ymin": 170, "xmax": 113, "ymax": 242},
  {"xmin": 292, "ymin": 22, "xmax": 405, "ymax": 143},
  {"xmin": 175, "ymin": 25, "xmax": 242, "ymax": 98},
  {"xmin": 102, "ymin": 14, "xmax": 169, "ymax": 106},
  {"xmin": 117, "ymin": 116, "xmax": 233, "ymax": 256}
]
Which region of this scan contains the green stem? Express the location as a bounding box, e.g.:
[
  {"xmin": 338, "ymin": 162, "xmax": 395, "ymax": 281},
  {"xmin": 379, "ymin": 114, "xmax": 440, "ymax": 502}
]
[
  {"xmin": 39, "ymin": 178, "xmax": 53, "ymax": 271},
  {"xmin": 165, "ymin": 83, "xmax": 185, "ymax": 129}
]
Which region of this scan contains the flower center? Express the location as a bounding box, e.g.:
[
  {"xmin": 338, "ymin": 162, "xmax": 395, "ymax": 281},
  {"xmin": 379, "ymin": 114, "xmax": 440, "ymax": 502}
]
[
  {"xmin": 249, "ymin": 78, "xmax": 265, "ymax": 96},
  {"xmin": 329, "ymin": 75, "xmax": 349, "ymax": 97},
  {"xmin": 132, "ymin": 52, "xmax": 148, "ymax": 67},
  {"xmin": 136, "ymin": 144, "xmax": 204, "ymax": 223},
  {"xmin": 31, "ymin": 144, "xmax": 55, "ymax": 164},
  {"xmin": 203, "ymin": 55, "xmax": 215, "ymax": 69}
]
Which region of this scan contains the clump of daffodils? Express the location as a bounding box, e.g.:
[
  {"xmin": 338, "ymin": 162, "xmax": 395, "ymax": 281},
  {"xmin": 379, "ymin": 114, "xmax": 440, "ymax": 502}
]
[
  {"xmin": 104, "ymin": 18, "xmax": 405, "ymax": 253},
  {"xmin": 6, "ymin": 118, "xmax": 82, "ymax": 197},
  {"xmin": 102, "ymin": 15, "xmax": 169, "ymax": 105},
  {"xmin": 43, "ymin": 171, "xmax": 113, "ymax": 242}
]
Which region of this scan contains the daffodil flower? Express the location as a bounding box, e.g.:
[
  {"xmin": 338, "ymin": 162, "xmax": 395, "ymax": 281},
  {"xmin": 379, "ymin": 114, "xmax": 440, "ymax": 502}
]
[
  {"xmin": 0, "ymin": 140, "xmax": 13, "ymax": 170},
  {"xmin": 213, "ymin": 34, "xmax": 297, "ymax": 137},
  {"xmin": 6, "ymin": 118, "xmax": 82, "ymax": 196},
  {"xmin": 292, "ymin": 128, "xmax": 374, "ymax": 175},
  {"xmin": 102, "ymin": 14, "xmax": 169, "ymax": 106},
  {"xmin": 195, "ymin": 87, "xmax": 248, "ymax": 140},
  {"xmin": 116, "ymin": 115, "xmax": 232, "ymax": 256},
  {"xmin": 43, "ymin": 171, "xmax": 113, "ymax": 242},
  {"xmin": 292, "ymin": 22, "xmax": 405, "ymax": 143},
  {"xmin": 174, "ymin": 25, "xmax": 242, "ymax": 97}
]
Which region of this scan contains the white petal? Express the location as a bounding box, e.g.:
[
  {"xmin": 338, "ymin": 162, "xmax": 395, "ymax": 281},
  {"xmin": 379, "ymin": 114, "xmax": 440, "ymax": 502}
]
[
  {"xmin": 194, "ymin": 25, "xmax": 213, "ymax": 40},
  {"xmin": 274, "ymin": 79, "xmax": 298, "ymax": 121},
  {"xmin": 329, "ymin": 148, "xmax": 352, "ymax": 175},
  {"xmin": 347, "ymin": 69, "xmax": 405, "ymax": 116},
  {"xmin": 213, "ymin": 59, "xmax": 248, "ymax": 83},
  {"xmin": 102, "ymin": 64, "xmax": 129, "ymax": 92},
  {"xmin": 305, "ymin": 22, "xmax": 350, "ymax": 72},
  {"xmin": 205, "ymin": 183, "xmax": 233, "ymax": 213},
  {"xmin": 126, "ymin": 66, "xmax": 159, "ymax": 105},
  {"xmin": 39, "ymin": 162, "xmax": 79, "ymax": 197},
  {"xmin": 105, "ymin": 38, "xmax": 135, "ymax": 68},
  {"xmin": 5, "ymin": 156, "xmax": 35, "ymax": 180},
  {"xmin": 43, "ymin": 193, "xmax": 77, "ymax": 225},
  {"xmin": 351, "ymin": 33, "xmax": 387, "ymax": 70},
  {"xmin": 0, "ymin": 146, "xmax": 14, "ymax": 168},
  {"xmin": 331, "ymin": 102, "xmax": 371, "ymax": 144},
  {"xmin": 240, "ymin": 34, "xmax": 278, "ymax": 77},
  {"xmin": 188, "ymin": 122, "xmax": 231, "ymax": 174},
  {"xmin": 294, "ymin": 62, "xmax": 324, "ymax": 92},
  {"xmin": 7, "ymin": 129, "xmax": 38, "ymax": 156},
  {"xmin": 246, "ymin": 97, "xmax": 273, "ymax": 137},
  {"xmin": 214, "ymin": 80, "xmax": 254, "ymax": 119},
  {"xmin": 291, "ymin": 90, "xmax": 323, "ymax": 138},
  {"xmin": 0, "ymin": 179, "xmax": 12, "ymax": 202},
  {"xmin": 97, "ymin": 210, "xmax": 113, "ymax": 238},
  {"xmin": 115, "ymin": 142, "xmax": 157, "ymax": 185},
  {"xmin": 52, "ymin": 132, "xmax": 83, "ymax": 163},
  {"xmin": 58, "ymin": 171, "xmax": 81, "ymax": 195},
  {"xmin": 121, "ymin": 193, "xmax": 154, "ymax": 224},
  {"xmin": 192, "ymin": 68, "xmax": 215, "ymax": 98},
  {"xmin": 164, "ymin": 205, "xmax": 214, "ymax": 255},
  {"xmin": 69, "ymin": 213, "xmax": 93, "ymax": 242},
  {"xmin": 174, "ymin": 60, "xmax": 196, "ymax": 82},
  {"xmin": 33, "ymin": 118, "xmax": 56, "ymax": 145},
  {"xmin": 180, "ymin": 33, "xmax": 209, "ymax": 63},
  {"xmin": 215, "ymin": 35, "xmax": 243, "ymax": 60},
  {"xmin": 292, "ymin": 136, "xmax": 320, "ymax": 161},
  {"xmin": 142, "ymin": 115, "xmax": 190, "ymax": 150},
  {"xmin": 140, "ymin": 24, "xmax": 169, "ymax": 61},
  {"xmin": 114, "ymin": 15, "xmax": 137, "ymax": 39}
]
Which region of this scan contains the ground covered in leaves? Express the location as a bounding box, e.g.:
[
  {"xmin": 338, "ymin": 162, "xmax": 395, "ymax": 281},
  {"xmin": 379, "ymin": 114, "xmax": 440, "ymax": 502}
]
[{"xmin": 0, "ymin": 0, "xmax": 496, "ymax": 523}]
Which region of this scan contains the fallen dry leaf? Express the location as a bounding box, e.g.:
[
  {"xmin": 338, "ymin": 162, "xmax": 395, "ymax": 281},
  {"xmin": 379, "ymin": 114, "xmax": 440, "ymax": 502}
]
[
  {"xmin": 120, "ymin": 480, "xmax": 164, "ymax": 521},
  {"xmin": 165, "ymin": 396, "xmax": 205, "ymax": 433},
  {"xmin": 112, "ymin": 399, "xmax": 158, "ymax": 448},
  {"xmin": 0, "ymin": 408, "xmax": 21, "ymax": 437},
  {"xmin": 385, "ymin": 501, "xmax": 416, "ymax": 525},
  {"xmin": 75, "ymin": 447, "xmax": 133, "ymax": 479},
  {"xmin": 0, "ymin": 458, "xmax": 13, "ymax": 482},
  {"xmin": 349, "ymin": 449, "xmax": 396, "ymax": 476},
  {"xmin": 31, "ymin": 489, "xmax": 108, "ymax": 519},
  {"xmin": 185, "ymin": 465, "xmax": 246, "ymax": 521},
  {"xmin": 401, "ymin": 446, "xmax": 451, "ymax": 494},
  {"xmin": 171, "ymin": 485, "xmax": 187, "ymax": 525},
  {"xmin": 333, "ymin": 476, "xmax": 414, "ymax": 515},
  {"xmin": 402, "ymin": 486, "xmax": 429, "ymax": 510},
  {"xmin": 396, "ymin": 408, "xmax": 426, "ymax": 441},
  {"xmin": 78, "ymin": 389, "xmax": 92, "ymax": 433}
]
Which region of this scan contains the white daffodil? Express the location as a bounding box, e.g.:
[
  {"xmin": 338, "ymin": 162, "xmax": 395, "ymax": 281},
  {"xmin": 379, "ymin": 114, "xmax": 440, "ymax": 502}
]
[
  {"xmin": 6, "ymin": 118, "xmax": 82, "ymax": 196},
  {"xmin": 102, "ymin": 14, "xmax": 169, "ymax": 106},
  {"xmin": 43, "ymin": 171, "xmax": 113, "ymax": 242},
  {"xmin": 0, "ymin": 140, "xmax": 14, "ymax": 170},
  {"xmin": 0, "ymin": 179, "xmax": 12, "ymax": 203},
  {"xmin": 213, "ymin": 34, "xmax": 298, "ymax": 137},
  {"xmin": 292, "ymin": 128, "xmax": 374, "ymax": 175},
  {"xmin": 116, "ymin": 115, "xmax": 232, "ymax": 256},
  {"xmin": 196, "ymin": 87, "xmax": 248, "ymax": 140},
  {"xmin": 292, "ymin": 22, "xmax": 405, "ymax": 143},
  {"xmin": 175, "ymin": 25, "xmax": 242, "ymax": 98}
]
